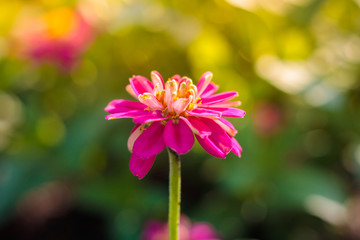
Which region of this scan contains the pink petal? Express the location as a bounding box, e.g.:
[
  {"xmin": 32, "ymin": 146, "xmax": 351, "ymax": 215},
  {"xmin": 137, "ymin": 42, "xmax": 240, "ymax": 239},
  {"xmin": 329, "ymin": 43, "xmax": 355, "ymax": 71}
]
[
  {"xmin": 195, "ymin": 135, "xmax": 226, "ymax": 158},
  {"xmin": 164, "ymin": 118, "xmax": 194, "ymax": 154},
  {"xmin": 187, "ymin": 108, "xmax": 222, "ymax": 118},
  {"xmin": 128, "ymin": 124, "xmax": 144, "ymax": 152},
  {"xmin": 142, "ymin": 221, "xmax": 165, "ymax": 240},
  {"xmin": 151, "ymin": 71, "xmax": 165, "ymax": 90},
  {"xmin": 165, "ymin": 79, "xmax": 178, "ymax": 112},
  {"xmin": 213, "ymin": 118, "xmax": 237, "ymax": 136},
  {"xmin": 178, "ymin": 77, "xmax": 190, "ymax": 86},
  {"xmin": 105, "ymin": 110, "xmax": 147, "ymax": 120},
  {"xmin": 190, "ymin": 223, "xmax": 219, "ymax": 239},
  {"xmin": 138, "ymin": 93, "xmax": 165, "ymax": 110},
  {"xmin": 201, "ymin": 91, "xmax": 238, "ymax": 105},
  {"xmin": 201, "ymin": 101, "xmax": 241, "ymax": 108},
  {"xmin": 172, "ymin": 97, "xmax": 193, "ymax": 115},
  {"xmin": 105, "ymin": 99, "xmax": 146, "ymax": 114},
  {"xmin": 200, "ymin": 82, "xmax": 219, "ymax": 98},
  {"xmin": 132, "ymin": 121, "xmax": 166, "ymax": 158},
  {"xmin": 206, "ymin": 107, "xmax": 246, "ymax": 118},
  {"xmin": 197, "ymin": 72, "xmax": 213, "ymax": 97},
  {"xmin": 195, "ymin": 118, "xmax": 233, "ymax": 158},
  {"xmin": 126, "ymin": 84, "xmax": 138, "ymax": 99},
  {"xmin": 130, "ymin": 75, "xmax": 154, "ymax": 96},
  {"xmin": 129, "ymin": 154, "xmax": 156, "ymax": 179},
  {"xmin": 230, "ymin": 136, "xmax": 242, "ymax": 157},
  {"xmin": 133, "ymin": 110, "xmax": 168, "ymax": 124},
  {"xmin": 178, "ymin": 217, "xmax": 191, "ymax": 239},
  {"xmin": 171, "ymin": 74, "xmax": 182, "ymax": 82},
  {"xmin": 183, "ymin": 116, "xmax": 211, "ymax": 138}
]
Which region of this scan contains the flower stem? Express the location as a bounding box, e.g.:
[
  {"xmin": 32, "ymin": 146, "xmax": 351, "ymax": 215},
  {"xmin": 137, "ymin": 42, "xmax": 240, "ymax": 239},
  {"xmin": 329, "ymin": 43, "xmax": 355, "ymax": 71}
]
[{"xmin": 168, "ymin": 147, "xmax": 181, "ymax": 240}]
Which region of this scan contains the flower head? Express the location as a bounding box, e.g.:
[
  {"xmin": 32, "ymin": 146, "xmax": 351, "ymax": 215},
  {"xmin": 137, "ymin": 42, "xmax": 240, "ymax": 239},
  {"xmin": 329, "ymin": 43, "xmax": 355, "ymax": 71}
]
[
  {"xmin": 105, "ymin": 71, "xmax": 245, "ymax": 179},
  {"xmin": 143, "ymin": 215, "xmax": 221, "ymax": 240}
]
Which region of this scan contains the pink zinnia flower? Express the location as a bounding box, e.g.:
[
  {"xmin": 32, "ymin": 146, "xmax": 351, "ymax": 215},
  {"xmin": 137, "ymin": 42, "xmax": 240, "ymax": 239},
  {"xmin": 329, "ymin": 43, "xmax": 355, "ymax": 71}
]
[
  {"xmin": 13, "ymin": 7, "xmax": 95, "ymax": 71},
  {"xmin": 105, "ymin": 71, "xmax": 245, "ymax": 179},
  {"xmin": 143, "ymin": 215, "xmax": 221, "ymax": 240}
]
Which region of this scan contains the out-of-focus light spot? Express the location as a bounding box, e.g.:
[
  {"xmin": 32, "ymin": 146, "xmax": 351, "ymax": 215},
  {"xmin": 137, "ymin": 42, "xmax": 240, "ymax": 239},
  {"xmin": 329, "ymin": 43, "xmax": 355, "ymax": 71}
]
[
  {"xmin": 0, "ymin": 92, "xmax": 22, "ymax": 124},
  {"xmin": 304, "ymin": 84, "xmax": 338, "ymax": 107},
  {"xmin": 283, "ymin": 0, "xmax": 313, "ymax": 6},
  {"xmin": 36, "ymin": 116, "xmax": 65, "ymax": 146},
  {"xmin": 327, "ymin": 71, "xmax": 357, "ymax": 90},
  {"xmin": 253, "ymin": 102, "xmax": 284, "ymax": 136},
  {"xmin": 256, "ymin": 55, "xmax": 343, "ymax": 107},
  {"xmin": 111, "ymin": 2, "xmax": 167, "ymax": 32},
  {"xmin": 305, "ymin": 194, "xmax": 346, "ymax": 226},
  {"xmin": 256, "ymin": 55, "xmax": 313, "ymax": 94},
  {"xmin": 42, "ymin": 8, "xmax": 76, "ymax": 38},
  {"xmin": 344, "ymin": 36, "xmax": 360, "ymax": 63},
  {"xmin": 304, "ymin": 130, "xmax": 331, "ymax": 157},
  {"xmin": 355, "ymin": 0, "xmax": 360, "ymax": 8},
  {"xmin": 167, "ymin": 16, "xmax": 200, "ymax": 47},
  {"xmin": 17, "ymin": 181, "xmax": 72, "ymax": 225},
  {"xmin": 354, "ymin": 144, "xmax": 360, "ymax": 167},
  {"xmin": 226, "ymin": 0, "xmax": 294, "ymax": 14},
  {"xmin": 225, "ymin": 0, "xmax": 259, "ymax": 11},
  {"xmin": 306, "ymin": 50, "xmax": 332, "ymax": 76},
  {"xmin": 226, "ymin": 0, "xmax": 299, "ymax": 14},
  {"xmin": 143, "ymin": 5, "xmax": 168, "ymax": 32},
  {"xmin": 258, "ymin": 0, "xmax": 288, "ymax": 15},
  {"xmin": 279, "ymin": 29, "xmax": 312, "ymax": 59},
  {"xmin": 122, "ymin": 0, "xmax": 135, "ymax": 4},
  {"xmin": 347, "ymin": 194, "xmax": 360, "ymax": 238},
  {"xmin": 79, "ymin": 0, "xmax": 120, "ymax": 29},
  {"xmin": 0, "ymin": 92, "xmax": 23, "ymax": 150},
  {"xmin": 0, "ymin": 121, "xmax": 10, "ymax": 150},
  {"xmin": 189, "ymin": 28, "xmax": 231, "ymax": 70}
]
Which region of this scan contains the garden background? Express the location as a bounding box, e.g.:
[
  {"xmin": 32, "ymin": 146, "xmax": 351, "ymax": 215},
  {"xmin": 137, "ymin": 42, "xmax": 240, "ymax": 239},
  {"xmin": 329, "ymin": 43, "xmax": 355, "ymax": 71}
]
[{"xmin": 0, "ymin": 0, "xmax": 360, "ymax": 239}]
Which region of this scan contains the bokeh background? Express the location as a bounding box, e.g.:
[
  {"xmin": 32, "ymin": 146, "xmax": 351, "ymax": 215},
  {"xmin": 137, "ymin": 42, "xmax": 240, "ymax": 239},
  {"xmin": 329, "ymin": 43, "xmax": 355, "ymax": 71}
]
[{"xmin": 1, "ymin": 0, "xmax": 360, "ymax": 239}]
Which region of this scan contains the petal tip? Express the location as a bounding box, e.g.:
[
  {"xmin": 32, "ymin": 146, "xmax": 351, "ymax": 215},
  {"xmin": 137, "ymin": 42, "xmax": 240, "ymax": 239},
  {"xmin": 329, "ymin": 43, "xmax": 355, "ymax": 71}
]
[
  {"xmin": 151, "ymin": 70, "xmax": 161, "ymax": 77},
  {"xmin": 129, "ymin": 154, "xmax": 157, "ymax": 180},
  {"xmin": 137, "ymin": 175, "xmax": 145, "ymax": 180},
  {"xmin": 233, "ymin": 149, "xmax": 241, "ymax": 158},
  {"xmin": 205, "ymin": 71, "xmax": 213, "ymax": 80}
]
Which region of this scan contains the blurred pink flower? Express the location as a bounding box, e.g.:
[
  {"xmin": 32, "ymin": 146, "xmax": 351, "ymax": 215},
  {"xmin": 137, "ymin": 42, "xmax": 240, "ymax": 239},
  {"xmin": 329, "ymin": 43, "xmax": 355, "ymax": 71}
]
[
  {"xmin": 13, "ymin": 7, "xmax": 96, "ymax": 71},
  {"xmin": 105, "ymin": 71, "xmax": 245, "ymax": 179},
  {"xmin": 143, "ymin": 215, "xmax": 221, "ymax": 240},
  {"xmin": 253, "ymin": 102, "xmax": 284, "ymax": 136}
]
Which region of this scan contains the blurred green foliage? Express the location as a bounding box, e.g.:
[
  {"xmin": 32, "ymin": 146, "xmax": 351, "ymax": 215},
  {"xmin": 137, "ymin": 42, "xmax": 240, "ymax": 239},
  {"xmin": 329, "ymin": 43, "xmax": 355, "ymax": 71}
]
[{"xmin": 1, "ymin": 0, "xmax": 360, "ymax": 239}]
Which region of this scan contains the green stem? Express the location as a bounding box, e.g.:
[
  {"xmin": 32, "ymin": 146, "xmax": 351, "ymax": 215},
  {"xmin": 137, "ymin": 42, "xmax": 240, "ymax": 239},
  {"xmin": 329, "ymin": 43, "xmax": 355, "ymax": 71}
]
[{"xmin": 168, "ymin": 147, "xmax": 181, "ymax": 240}]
